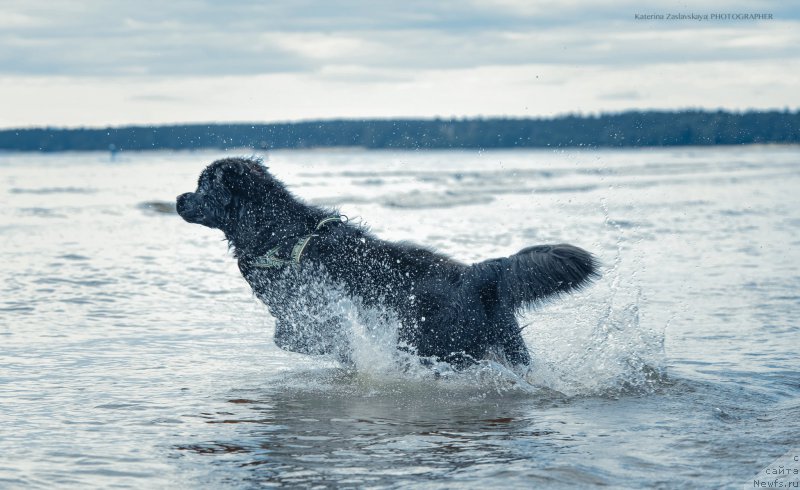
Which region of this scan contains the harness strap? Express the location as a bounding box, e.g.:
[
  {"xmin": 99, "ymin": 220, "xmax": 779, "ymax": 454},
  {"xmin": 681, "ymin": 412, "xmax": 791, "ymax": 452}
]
[
  {"xmin": 314, "ymin": 216, "xmax": 344, "ymax": 230},
  {"xmin": 251, "ymin": 216, "xmax": 344, "ymax": 269}
]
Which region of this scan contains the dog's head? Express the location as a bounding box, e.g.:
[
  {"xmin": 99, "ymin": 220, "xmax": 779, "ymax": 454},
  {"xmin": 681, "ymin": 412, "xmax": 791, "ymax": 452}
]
[{"xmin": 176, "ymin": 157, "xmax": 271, "ymax": 230}]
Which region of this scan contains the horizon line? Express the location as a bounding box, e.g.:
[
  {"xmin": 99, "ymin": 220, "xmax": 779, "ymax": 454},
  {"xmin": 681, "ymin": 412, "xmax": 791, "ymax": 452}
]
[{"xmin": 2, "ymin": 107, "xmax": 798, "ymax": 132}]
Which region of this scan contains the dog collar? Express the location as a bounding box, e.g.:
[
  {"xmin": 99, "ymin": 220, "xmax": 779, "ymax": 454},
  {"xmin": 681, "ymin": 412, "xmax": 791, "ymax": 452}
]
[{"xmin": 251, "ymin": 216, "xmax": 343, "ymax": 269}]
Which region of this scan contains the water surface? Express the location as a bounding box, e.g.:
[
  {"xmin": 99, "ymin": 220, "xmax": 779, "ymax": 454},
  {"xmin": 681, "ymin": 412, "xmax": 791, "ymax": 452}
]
[{"xmin": 1, "ymin": 147, "xmax": 798, "ymax": 488}]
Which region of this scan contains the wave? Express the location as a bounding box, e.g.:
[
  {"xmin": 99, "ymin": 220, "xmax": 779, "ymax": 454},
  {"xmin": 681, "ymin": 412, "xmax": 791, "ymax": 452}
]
[
  {"xmin": 9, "ymin": 186, "xmax": 96, "ymax": 194},
  {"xmin": 137, "ymin": 201, "xmax": 177, "ymax": 214}
]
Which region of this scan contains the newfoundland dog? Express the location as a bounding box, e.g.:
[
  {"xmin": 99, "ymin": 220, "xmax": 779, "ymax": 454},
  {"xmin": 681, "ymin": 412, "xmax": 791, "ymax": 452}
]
[{"xmin": 177, "ymin": 157, "xmax": 598, "ymax": 368}]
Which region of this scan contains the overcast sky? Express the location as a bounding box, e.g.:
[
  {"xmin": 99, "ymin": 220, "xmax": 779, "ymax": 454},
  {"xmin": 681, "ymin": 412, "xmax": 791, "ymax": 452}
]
[{"xmin": 1, "ymin": 0, "xmax": 798, "ymax": 128}]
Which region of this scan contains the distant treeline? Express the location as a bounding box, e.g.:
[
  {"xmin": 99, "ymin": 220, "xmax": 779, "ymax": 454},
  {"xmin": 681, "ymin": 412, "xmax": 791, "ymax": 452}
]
[{"xmin": 1, "ymin": 110, "xmax": 798, "ymax": 152}]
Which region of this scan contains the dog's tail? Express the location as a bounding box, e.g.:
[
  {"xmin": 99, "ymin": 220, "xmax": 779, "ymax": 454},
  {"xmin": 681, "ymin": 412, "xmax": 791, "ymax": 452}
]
[{"xmin": 471, "ymin": 244, "xmax": 599, "ymax": 312}]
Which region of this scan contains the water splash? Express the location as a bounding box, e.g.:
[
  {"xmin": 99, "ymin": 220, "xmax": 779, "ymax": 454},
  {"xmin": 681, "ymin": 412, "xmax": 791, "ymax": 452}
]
[
  {"xmin": 253, "ymin": 194, "xmax": 666, "ymax": 399},
  {"xmin": 518, "ymin": 199, "xmax": 666, "ymax": 397},
  {"xmin": 259, "ymin": 262, "xmax": 665, "ymax": 400}
]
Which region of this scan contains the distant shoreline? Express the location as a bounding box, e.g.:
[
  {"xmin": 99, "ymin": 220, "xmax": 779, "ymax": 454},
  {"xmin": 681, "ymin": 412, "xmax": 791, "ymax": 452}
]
[
  {"xmin": 2, "ymin": 144, "xmax": 797, "ymax": 157},
  {"xmin": 1, "ymin": 110, "xmax": 797, "ymax": 152}
]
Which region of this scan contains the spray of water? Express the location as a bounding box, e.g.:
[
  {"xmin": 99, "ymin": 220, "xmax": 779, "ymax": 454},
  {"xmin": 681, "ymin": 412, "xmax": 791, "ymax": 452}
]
[
  {"xmin": 520, "ymin": 198, "xmax": 667, "ymax": 397},
  {"xmin": 256, "ymin": 198, "xmax": 666, "ymax": 398}
]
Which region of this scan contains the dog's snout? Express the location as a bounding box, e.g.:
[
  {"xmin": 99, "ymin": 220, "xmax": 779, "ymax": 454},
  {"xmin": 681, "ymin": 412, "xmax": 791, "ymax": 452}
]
[
  {"xmin": 176, "ymin": 191, "xmax": 216, "ymax": 227},
  {"xmin": 176, "ymin": 193, "xmax": 202, "ymax": 223},
  {"xmin": 176, "ymin": 192, "xmax": 192, "ymax": 212}
]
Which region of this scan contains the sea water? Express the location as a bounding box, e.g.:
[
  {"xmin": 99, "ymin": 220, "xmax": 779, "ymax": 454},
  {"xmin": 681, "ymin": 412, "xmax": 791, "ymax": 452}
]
[{"xmin": 0, "ymin": 147, "xmax": 798, "ymax": 488}]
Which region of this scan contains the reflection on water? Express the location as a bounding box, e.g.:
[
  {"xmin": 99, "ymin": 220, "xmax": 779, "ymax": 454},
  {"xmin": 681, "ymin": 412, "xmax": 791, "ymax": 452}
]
[
  {"xmin": 1, "ymin": 147, "xmax": 799, "ymax": 488},
  {"xmin": 171, "ymin": 368, "xmax": 799, "ymax": 488},
  {"xmin": 178, "ymin": 377, "xmax": 562, "ymax": 487}
]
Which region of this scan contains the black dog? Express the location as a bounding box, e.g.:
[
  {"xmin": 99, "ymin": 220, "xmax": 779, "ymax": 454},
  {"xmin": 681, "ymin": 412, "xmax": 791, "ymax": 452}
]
[{"xmin": 177, "ymin": 157, "xmax": 598, "ymax": 368}]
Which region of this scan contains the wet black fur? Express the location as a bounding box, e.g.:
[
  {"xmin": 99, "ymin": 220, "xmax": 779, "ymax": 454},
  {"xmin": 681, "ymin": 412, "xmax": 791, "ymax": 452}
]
[{"xmin": 177, "ymin": 157, "xmax": 599, "ymax": 368}]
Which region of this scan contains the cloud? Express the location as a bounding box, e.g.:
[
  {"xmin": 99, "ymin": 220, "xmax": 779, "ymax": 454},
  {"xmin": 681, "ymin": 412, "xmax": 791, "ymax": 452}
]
[
  {"xmin": 599, "ymin": 90, "xmax": 642, "ymax": 101},
  {"xmin": 1, "ymin": 58, "xmax": 797, "ymax": 128},
  {"xmin": 127, "ymin": 93, "xmax": 187, "ymax": 103},
  {"xmin": 0, "ymin": 0, "xmax": 798, "ymax": 77},
  {"xmin": 0, "ymin": 0, "xmax": 797, "ymax": 126}
]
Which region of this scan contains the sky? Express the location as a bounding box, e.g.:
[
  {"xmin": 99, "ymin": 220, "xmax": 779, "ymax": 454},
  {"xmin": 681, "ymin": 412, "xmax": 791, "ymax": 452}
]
[{"xmin": 0, "ymin": 0, "xmax": 798, "ymax": 128}]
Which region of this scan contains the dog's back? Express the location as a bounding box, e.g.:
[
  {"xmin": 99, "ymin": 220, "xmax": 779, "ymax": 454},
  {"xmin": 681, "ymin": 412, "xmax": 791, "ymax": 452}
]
[{"xmin": 382, "ymin": 242, "xmax": 598, "ymax": 366}]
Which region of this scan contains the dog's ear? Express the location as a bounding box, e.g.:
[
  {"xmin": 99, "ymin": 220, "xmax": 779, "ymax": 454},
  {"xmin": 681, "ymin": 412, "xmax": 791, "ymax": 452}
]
[
  {"xmin": 213, "ymin": 159, "xmax": 265, "ymax": 199},
  {"xmin": 214, "ymin": 160, "xmax": 248, "ymax": 179}
]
